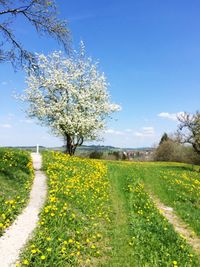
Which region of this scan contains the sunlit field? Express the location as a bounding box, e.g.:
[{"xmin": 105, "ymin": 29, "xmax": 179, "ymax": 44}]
[
  {"xmin": 0, "ymin": 148, "xmax": 33, "ymax": 236},
  {"xmin": 123, "ymin": 161, "xmax": 200, "ymax": 236},
  {"xmin": 105, "ymin": 161, "xmax": 200, "ymax": 266},
  {"xmin": 18, "ymin": 152, "xmax": 199, "ymax": 266},
  {"xmin": 20, "ymin": 152, "xmax": 112, "ymax": 266}
]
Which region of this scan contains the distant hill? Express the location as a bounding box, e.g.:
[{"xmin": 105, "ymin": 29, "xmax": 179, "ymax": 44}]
[{"xmin": 2, "ymin": 145, "xmax": 154, "ymax": 152}]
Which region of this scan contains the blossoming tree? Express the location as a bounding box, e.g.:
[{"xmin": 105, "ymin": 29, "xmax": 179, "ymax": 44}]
[{"xmin": 22, "ymin": 43, "xmax": 120, "ymax": 155}]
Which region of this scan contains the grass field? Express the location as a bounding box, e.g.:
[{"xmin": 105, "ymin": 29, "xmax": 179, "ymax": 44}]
[
  {"xmin": 0, "ymin": 148, "xmax": 33, "ymax": 236},
  {"xmin": 105, "ymin": 162, "xmax": 200, "ymax": 267},
  {"xmin": 18, "ymin": 152, "xmax": 199, "ymax": 266},
  {"xmin": 123, "ymin": 161, "xmax": 200, "ymax": 236},
  {"xmin": 20, "ymin": 152, "xmax": 112, "ymax": 266}
]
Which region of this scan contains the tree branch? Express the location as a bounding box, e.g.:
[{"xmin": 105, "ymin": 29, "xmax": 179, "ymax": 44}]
[
  {"xmin": 0, "ymin": 4, "xmax": 33, "ymax": 15},
  {"xmin": 0, "ymin": 0, "xmax": 70, "ymax": 68}
]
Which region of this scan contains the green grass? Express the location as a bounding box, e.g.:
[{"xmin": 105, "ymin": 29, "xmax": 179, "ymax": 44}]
[
  {"xmin": 102, "ymin": 163, "xmax": 136, "ymax": 266},
  {"xmin": 104, "ymin": 161, "xmax": 199, "ymax": 267},
  {"xmin": 19, "ymin": 152, "xmax": 112, "ymax": 267},
  {"xmin": 19, "ymin": 154, "xmax": 200, "ymax": 266},
  {"xmin": 0, "ymin": 148, "xmax": 33, "ymax": 236},
  {"xmin": 124, "ymin": 162, "xmax": 200, "ymax": 236}
]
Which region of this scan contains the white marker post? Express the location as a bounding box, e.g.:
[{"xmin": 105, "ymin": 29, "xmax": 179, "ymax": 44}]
[{"xmin": 36, "ymin": 144, "xmax": 39, "ymax": 154}]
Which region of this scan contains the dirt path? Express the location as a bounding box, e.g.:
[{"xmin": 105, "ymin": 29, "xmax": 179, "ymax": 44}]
[
  {"xmin": 150, "ymin": 194, "xmax": 200, "ymax": 255},
  {"xmin": 0, "ymin": 153, "xmax": 47, "ymax": 267}
]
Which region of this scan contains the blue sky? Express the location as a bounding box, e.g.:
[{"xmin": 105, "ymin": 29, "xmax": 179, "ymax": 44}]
[{"xmin": 0, "ymin": 0, "xmax": 200, "ymax": 148}]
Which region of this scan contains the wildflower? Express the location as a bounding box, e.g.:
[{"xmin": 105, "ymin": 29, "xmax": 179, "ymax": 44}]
[{"xmin": 23, "ymin": 259, "xmax": 29, "ymax": 265}]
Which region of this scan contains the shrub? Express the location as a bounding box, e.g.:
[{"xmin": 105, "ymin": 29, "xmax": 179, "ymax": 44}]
[
  {"xmin": 154, "ymin": 140, "xmax": 200, "ymax": 164},
  {"xmin": 154, "ymin": 140, "xmax": 185, "ymax": 162},
  {"xmin": 89, "ymin": 151, "xmax": 103, "ymax": 159}
]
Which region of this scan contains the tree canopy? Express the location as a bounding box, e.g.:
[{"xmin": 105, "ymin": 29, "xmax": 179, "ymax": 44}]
[
  {"xmin": 159, "ymin": 132, "xmax": 170, "ymax": 145},
  {"xmin": 21, "ymin": 43, "xmax": 120, "ymax": 155},
  {"xmin": 0, "ymin": 0, "xmax": 70, "ymax": 68}
]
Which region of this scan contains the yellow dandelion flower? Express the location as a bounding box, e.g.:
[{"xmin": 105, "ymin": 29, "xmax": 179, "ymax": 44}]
[{"xmin": 23, "ymin": 259, "xmax": 29, "ymax": 265}]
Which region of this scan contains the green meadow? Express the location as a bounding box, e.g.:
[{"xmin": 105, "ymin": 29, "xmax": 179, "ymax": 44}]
[
  {"xmin": 19, "ymin": 152, "xmax": 200, "ymax": 267},
  {"xmin": 0, "ymin": 149, "xmax": 199, "ymax": 266}
]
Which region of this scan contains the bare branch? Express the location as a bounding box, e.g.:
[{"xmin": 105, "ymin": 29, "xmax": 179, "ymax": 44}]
[
  {"xmin": 0, "ymin": 0, "xmax": 71, "ymax": 69},
  {"xmin": 177, "ymin": 111, "xmax": 200, "ymax": 155}
]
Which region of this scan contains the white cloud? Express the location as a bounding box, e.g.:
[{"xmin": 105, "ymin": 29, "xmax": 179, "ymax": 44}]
[
  {"xmin": 133, "ymin": 126, "xmax": 155, "ymax": 137},
  {"xmin": 102, "ymin": 126, "xmax": 157, "ymax": 148},
  {"xmin": 142, "ymin": 127, "xmax": 155, "ymax": 135},
  {"xmin": 19, "ymin": 119, "xmax": 33, "ymax": 124},
  {"xmin": 1, "ymin": 81, "xmax": 8, "ymax": 86},
  {"xmin": 134, "ymin": 132, "xmax": 144, "ymax": 137},
  {"xmin": 158, "ymin": 112, "xmax": 184, "ymax": 121},
  {"xmin": 8, "ymin": 113, "xmax": 14, "ymax": 117},
  {"xmin": 6, "ymin": 113, "xmax": 15, "ymax": 120},
  {"xmin": 106, "ymin": 127, "xmax": 155, "ymax": 138},
  {"xmin": 0, "ymin": 124, "xmax": 12, "ymax": 128},
  {"xmin": 124, "ymin": 128, "xmax": 133, "ymax": 133},
  {"xmin": 105, "ymin": 129, "xmax": 124, "ymax": 135}
]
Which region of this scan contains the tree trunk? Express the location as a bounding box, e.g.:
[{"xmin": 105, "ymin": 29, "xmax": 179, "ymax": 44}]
[
  {"xmin": 64, "ymin": 134, "xmax": 74, "ymax": 156},
  {"xmin": 63, "ymin": 134, "xmax": 84, "ymax": 156},
  {"xmin": 192, "ymin": 143, "xmax": 200, "ymax": 155}
]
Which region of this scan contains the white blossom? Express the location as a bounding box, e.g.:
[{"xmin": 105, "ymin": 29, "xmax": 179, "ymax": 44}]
[{"xmin": 22, "ymin": 43, "xmax": 121, "ymax": 154}]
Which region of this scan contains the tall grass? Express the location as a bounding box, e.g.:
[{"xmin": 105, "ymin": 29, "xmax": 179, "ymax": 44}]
[{"xmin": 0, "ymin": 148, "xmax": 33, "ymax": 236}]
